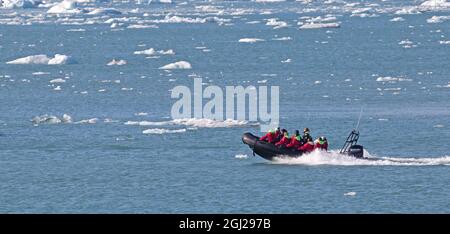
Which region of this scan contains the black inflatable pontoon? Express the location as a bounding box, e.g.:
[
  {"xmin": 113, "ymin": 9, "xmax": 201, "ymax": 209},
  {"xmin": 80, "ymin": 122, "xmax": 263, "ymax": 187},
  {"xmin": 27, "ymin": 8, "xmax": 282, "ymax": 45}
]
[{"xmin": 242, "ymin": 130, "xmax": 364, "ymax": 161}]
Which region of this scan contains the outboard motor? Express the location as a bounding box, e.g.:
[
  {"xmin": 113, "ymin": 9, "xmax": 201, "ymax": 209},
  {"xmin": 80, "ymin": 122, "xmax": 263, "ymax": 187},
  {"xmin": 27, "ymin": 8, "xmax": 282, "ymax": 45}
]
[
  {"xmin": 340, "ymin": 130, "xmax": 364, "ymax": 158},
  {"xmin": 348, "ymin": 145, "xmax": 364, "ymax": 158}
]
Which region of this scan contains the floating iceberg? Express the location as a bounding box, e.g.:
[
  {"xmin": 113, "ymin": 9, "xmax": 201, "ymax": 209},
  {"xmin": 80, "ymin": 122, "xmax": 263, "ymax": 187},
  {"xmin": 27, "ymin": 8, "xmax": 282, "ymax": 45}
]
[
  {"xmin": 49, "ymin": 78, "xmax": 66, "ymax": 83},
  {"xmin": 266, "ymin": 18, "xmax": 288, "ymax": 29},
  {"xmin": 390, "ymin": 17, "xmax": 405, "ymax": 22},
  {"xmin": 427, "ymin": 15, "xmax": 450, "ymax": 23},
  {"xmin": 300, "ymin": 22, "xmax": 340, "ymax": 29},
  {"xmin": 134, "ymin": 48, "xmax": 174, "ymax": 56},
  {"xmin": 7, "ymin": 54, "xmax": 75, "ymax": 65},
  {"xmin": 238, "ymin": 38, "xmax": 265, "ymax": 43},
  {"xmin": 254, "ymin": 0, "xmax": 286, "ymax": 2},
  {"xmin": 142, "ymin": 128, "xmax": 186, "ymax": 134},
  {"xmin": 395, "ymin": 7, "xmax": 421, "ymax": 15},
  {"xmin": 86, "ymin": 8, "xmax": 122, "ymax": 15},
  {"xmin": 376, "ymin": 76, "xmax": 412, "ymax": 82},
  {"xmin": 420, "ymin": 0, "xmax": 450, "ymax": 9},
  {"xmin": 148, "ymin": 0, "xmax": 173, "ymax": 3},
  {"xmin": 48, "ymin": 54, "xmax": 75, "ymax": 65},
  {"xmin": 126, "ymin": 118, "xmax": 256, "ymax": 128},
  {"xmin": 159, "ymin": 61, "xmax": 192, "ymax": 70},
  {"xmin": 31, "ymin": 114, "xmax": 72, "ymax": 125},
  {"xmin": 0, "ymin": 0, "xmax": 41, "ymax": 8},
  {"xmin": 107, "ymin": 59, "xmax": 127, "ymax": 66},
  {"xmin": 47, "ymin": 1, "xmax": 84, "ymax": 14}
]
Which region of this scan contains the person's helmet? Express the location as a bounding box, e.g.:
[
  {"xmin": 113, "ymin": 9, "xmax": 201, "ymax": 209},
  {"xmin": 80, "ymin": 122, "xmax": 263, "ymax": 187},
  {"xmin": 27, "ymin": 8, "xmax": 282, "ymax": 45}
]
[
  {"xmin": 281, "ymin": 129, "xmax": 287, "ymax": 133},
  {"xmin": 304, "ymin": 128, "xmax": 310, "ymax": 134},
  {"xmin": 295, "ymin": 130, "xmax": 300, "ymax": 136}
]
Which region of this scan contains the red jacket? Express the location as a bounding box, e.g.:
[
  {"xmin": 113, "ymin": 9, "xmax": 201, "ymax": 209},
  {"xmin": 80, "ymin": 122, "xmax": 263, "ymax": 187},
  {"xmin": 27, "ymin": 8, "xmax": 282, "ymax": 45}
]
[
  {"xmin": 286, "ymin": 135, "xmax": 302, "ymax": 148},
  {"xmin": 299, "ymin": 142, "xmax": 315, "ymax": 152},
  {"xmin": 260, "ymin": 132, "xmax": 274, "ymax": 143},
  {"xmin": 275, "ymin": 135, "xmax": 290, "ymax": 147},
  {"xmin": 315, "ymin": 142, "xmax": 328, "ymax": 151},
  {"xmin": 260, "ymin": 131, "xmax": 280, "ymax": 143}
]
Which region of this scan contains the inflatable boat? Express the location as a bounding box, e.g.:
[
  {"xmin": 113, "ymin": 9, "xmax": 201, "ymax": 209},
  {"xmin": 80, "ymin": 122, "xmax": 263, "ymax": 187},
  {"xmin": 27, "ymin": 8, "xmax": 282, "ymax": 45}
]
[{"xmin": 242, "ymin": 130, "xmax": 364, "ymax": 161}]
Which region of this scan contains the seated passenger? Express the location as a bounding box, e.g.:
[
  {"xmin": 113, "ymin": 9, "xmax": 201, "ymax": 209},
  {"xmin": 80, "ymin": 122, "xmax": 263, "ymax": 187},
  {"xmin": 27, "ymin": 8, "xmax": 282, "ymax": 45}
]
[
  {"xmin": 314, "ymin": 136, "xmax": 328, "ymax": 151},
  {"xmin": 298, "ymin": 140, "xmax": 315, "ymax": 153},
  {"xmin": 275, "ymin": 129, "xmax": 289, "ymax": 147},
  {"xmin": 286, "ymin": 130, "xmax": 302, "ymax": 149},
  {"xmin": 260, "ymin": 127, "xmax": 280, "ymax": 143},
  {"xmin": 302, "ymin": 128, "xmax": 313, "ymax": 145}
]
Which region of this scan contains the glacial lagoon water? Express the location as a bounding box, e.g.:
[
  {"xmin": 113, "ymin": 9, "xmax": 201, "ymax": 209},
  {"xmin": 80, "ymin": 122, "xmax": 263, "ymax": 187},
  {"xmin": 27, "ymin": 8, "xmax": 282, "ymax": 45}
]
[{"xmin": 0, "ymin": 0, "xmax": 449, "ymax": 213}]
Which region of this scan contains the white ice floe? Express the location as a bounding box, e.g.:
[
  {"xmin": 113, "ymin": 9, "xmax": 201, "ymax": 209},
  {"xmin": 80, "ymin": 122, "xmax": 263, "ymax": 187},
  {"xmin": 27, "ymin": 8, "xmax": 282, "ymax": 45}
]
[
  {"xmin": 32, "ymin": 71, "xmax": 50, "ymax": 75},
  {"xmin": 376, "ymin": 76, "xmax": 412, "ymax": 82},
  {"xmin": 126, "ymin": 118, "xmax": 256, "ymax": 128},
  {"xmin": 420, "ymin": 0, "xmax": 450, "ymax": 9},
  {"xmin": 126, "ymin": 24, "xmax": 158, "ymax": 29},
  {"xmin": 272, "ymin": 36, "xmax": 292, "ymax": 41},
  {"xmin": 266, "ymin": 18, "xmax": 288, "ymax": 29},
  {"xmin": 427, "ymin": 15, "xmax": 450, "ymax": 23},
  {"xmin": 159, "ymin": 61, "xmax": 191, "ymax": 70},
  {"xmin": 75, "ymin": 118, "xmax": 98, "ymax": 124},
  {"xmin": 107, "ymin": 59, "xmax": 127, "ymax": 66},
  {"xmin": 300, "ymin": 22, "xmax": 340, "ymax": 29},
  {"xmin": 151, "ymin": 15, "xmax": 230, "ymax": 24},
  {"xmin": 149, "ymin": 0, "xmax": 173, "ymax": 3},
  {"xmin": 6, "ymin": 54, "xmax": 75, "ymax": 65},
  {"xmin": 47, "ymin": 1, "xmax": 84, "ymax": 14},
  {"xmin": 344, "ymin": 192, "xmax": 357, "ymax": 196},
  {"xmin": 142, "ymin": 128, "xmax": 186, "ymax": 134},
  {"xmin": 48, "ymin": 54, "xmax": 74, "ymax": 65},
  {"xmin": 0, "ymin": 0, "xmax": 41, "ymax": 9},
  {"xmin": 133, "ymin": 48, "xmax": 174, "ymax": 55},
  {"xmin": 31, "ymin": 114, "xmax": 72, "ymax": 125},
  {"xmin": 440, "ymin": 40, "xmax": 450, "ymax": 44},
  {"xmin": 50, "ymin": 78, "xmax": 66, "ymax": 83},
  {"xmin": 254, "ymin": 0, "xmax": 286, "ymax": 2},
  {"xmin": 390, "ymin": 17, "xmax": 405, "ymax": 22},
  {"xmin": 238, "ymin": 38, "xmax": 265, "ymax": 43},
  {"xmin": 86, "ymin": 8, "xmax": 122, "ymax": 15},
  {"xmin": 395, "ymin": 7, "xmax": 421, "ymax": 15},
  {"xmin": 66, "ymin": 28, "xmax": 86, "ymax": 32}
]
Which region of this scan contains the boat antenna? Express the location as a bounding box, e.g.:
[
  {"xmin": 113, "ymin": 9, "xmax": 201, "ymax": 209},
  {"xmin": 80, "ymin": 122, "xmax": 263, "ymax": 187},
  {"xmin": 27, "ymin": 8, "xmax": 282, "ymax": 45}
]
[{"xmin": 355, "ymin": 106, "xmax": 363, "ymax": 131}]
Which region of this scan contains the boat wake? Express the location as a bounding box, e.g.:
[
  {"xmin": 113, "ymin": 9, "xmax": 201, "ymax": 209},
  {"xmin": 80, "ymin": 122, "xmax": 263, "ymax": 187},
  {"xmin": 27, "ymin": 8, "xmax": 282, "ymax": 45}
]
[{"xmin": 270, "ymin": 150, "xmax": 450, "ymax": 166}]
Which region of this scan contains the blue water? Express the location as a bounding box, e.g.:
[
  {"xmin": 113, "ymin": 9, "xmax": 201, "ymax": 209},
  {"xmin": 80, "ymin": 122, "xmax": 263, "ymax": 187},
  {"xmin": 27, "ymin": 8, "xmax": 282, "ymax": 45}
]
[{"xmin": 0, "ymin": 0, "xmax": 449, "ymax": 213}]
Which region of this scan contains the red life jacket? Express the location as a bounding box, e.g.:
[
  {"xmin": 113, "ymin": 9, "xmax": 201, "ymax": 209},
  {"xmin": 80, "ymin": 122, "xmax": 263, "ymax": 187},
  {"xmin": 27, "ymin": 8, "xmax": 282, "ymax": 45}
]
[
  {"xmin": 315, "ymin": 142, "xmax": 328, "ymax": 151},
  {"xmin": 299, "ymin": 142, "xmax": 315, "ymax": 152},
  {"xmin": 260, "ymin": 132, "xmax": 274, "ymax": 143},
  {"xmin": 286, "ymin": 135, "xmax": 302, "ymax": 148},
  {"xmin": 275, "ymin": 134, "xmax": 290, "ymax": 146}
]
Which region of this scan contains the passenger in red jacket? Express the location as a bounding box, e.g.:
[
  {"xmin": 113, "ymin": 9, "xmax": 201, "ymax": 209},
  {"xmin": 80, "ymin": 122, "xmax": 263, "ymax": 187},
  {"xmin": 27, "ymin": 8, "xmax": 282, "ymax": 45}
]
[
  {"xmin": 260, "ymin": 127, "xmax": 280, "ymax": 144},
  {"xmin": 286, "ymin": 130, "xmax": 302, "ymax": 149},
  {"xmin": 275, "ymin": 129, "xmax": 289, "ymax": 147},
  {"xmin": 298, "ymin": 140, "xmax": 315, "ymax": 153},
  {"xmin": 314, "ymin": 136, "xmax": 328, "ymax": 151}
]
